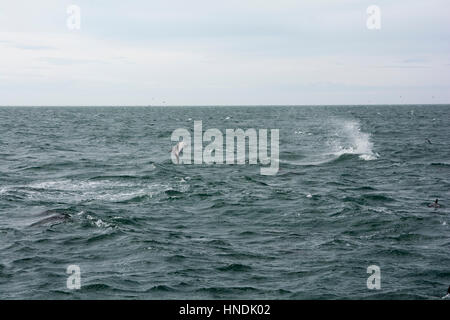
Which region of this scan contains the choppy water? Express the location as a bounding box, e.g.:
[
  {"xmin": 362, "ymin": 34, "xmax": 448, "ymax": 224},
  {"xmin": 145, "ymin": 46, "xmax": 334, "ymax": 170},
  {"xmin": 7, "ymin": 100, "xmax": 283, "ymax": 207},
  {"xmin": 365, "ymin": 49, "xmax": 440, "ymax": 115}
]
[{"xmin": 0, "ymin": 105, "xmax": 449, "ymax": 299}]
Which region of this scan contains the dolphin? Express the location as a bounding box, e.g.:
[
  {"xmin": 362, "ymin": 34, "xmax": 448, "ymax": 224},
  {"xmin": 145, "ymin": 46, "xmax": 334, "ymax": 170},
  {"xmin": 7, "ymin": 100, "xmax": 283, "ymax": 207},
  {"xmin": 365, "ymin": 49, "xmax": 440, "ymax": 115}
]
[
  {"xmin": 29, "ymin": 210, "xmax": 71, "ymax": 227},
  {"xmin": 171, "ymin": 141, "xmax": 185, "ymax": 164}
]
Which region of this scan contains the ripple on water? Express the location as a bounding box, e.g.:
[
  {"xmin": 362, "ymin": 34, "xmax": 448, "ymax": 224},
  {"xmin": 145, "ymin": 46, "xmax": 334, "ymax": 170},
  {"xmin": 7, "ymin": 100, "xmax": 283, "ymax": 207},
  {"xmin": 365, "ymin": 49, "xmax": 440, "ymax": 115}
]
[{"xmin": 1, "ymin": 105, "xmax": 449, "ymax": 299}]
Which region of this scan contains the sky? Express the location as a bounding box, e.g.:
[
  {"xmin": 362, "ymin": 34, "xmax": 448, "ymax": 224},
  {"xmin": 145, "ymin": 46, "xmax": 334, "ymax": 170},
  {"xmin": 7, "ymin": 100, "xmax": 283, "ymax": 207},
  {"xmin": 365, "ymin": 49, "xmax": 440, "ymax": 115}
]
[{"xmin": 0, "ymin": 0, "xmax": 449, "ymax": 106}]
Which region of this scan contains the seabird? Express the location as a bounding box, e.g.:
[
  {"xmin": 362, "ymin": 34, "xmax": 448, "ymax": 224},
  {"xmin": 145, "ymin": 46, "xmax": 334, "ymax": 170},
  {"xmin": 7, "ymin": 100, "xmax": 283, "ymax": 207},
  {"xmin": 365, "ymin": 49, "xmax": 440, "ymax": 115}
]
[{"xmin": 428, "ymin": 199, "xmax": 441, "ymax": 208}]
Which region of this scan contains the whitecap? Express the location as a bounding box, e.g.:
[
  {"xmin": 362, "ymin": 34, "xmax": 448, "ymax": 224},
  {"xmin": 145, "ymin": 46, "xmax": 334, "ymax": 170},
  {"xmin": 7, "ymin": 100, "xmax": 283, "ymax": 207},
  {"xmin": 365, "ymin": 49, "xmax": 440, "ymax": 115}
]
[
  {"xmin": 20, "ymin": 179, "xmax": 169, "ymax": 203},
  {"xmin": 94, "ymin": 219, "xmax": 110, "ymax": 228},
  {"xmin": 359, "ymin": 153, "xmax": 379, "ymax": 161},
  {"xmin": 87, "ymin": 214, "xmax": 111, "ymax": 228}
]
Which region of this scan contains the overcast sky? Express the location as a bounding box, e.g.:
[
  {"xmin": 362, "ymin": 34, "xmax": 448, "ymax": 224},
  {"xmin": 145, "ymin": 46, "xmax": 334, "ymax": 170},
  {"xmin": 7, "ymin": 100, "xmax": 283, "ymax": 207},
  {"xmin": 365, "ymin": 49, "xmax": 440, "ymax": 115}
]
[{"xmin": 1, "ymin": 0, "xmax": 449, "ymax": 105}]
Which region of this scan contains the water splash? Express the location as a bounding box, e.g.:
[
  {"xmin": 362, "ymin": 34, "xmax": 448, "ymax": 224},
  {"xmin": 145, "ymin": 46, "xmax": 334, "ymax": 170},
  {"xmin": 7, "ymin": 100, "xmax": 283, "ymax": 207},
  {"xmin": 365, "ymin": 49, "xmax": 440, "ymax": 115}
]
[
  {"xmin": 284, "ymin": 119, "xmax": 378, "ymax": 166},
  {"xmin": 329, "ymin": 120, "xmax": 378, "ymax": 161},
  {"xmin": 8, "ymin": 179, "xmax": 170, "ymax": 203}
]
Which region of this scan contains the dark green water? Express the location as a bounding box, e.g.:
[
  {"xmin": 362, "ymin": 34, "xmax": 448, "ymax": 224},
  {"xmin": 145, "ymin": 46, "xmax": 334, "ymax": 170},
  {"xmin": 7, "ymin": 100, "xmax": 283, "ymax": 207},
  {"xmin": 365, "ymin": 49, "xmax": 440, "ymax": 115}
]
[{"xmin": 0, "ymin": 105, "xmax": 449, "ymax": 299}]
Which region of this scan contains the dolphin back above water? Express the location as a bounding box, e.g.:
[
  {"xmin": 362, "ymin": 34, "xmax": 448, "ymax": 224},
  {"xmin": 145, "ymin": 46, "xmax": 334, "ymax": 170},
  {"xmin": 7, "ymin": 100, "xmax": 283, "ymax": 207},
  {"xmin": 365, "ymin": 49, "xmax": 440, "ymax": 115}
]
[{"xmin": 29, "ymin": 210, "xmax": 72, "ymax": 227}]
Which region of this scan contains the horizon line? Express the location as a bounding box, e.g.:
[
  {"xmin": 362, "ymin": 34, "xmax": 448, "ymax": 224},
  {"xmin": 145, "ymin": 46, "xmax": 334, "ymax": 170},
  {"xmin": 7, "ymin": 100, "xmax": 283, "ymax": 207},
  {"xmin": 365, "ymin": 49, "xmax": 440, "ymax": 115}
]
[{"xmin": 1, "ymin": 103, "xmax": 450, "ymax": 108}]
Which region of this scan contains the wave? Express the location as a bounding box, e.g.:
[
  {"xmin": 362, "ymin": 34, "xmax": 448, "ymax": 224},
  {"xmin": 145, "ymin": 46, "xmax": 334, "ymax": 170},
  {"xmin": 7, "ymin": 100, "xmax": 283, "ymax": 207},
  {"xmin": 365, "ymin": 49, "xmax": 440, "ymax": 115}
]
[
  {"xmin": 430, "ymin": 162, "xmax": 450, "ymax": 167},
  {"xmin": 281, "ymin": 153, "xmax": 362, "ymax": 167},
  {"xmin": 217, "ymin": 263, "xmax": 253, "ymax": 272}
]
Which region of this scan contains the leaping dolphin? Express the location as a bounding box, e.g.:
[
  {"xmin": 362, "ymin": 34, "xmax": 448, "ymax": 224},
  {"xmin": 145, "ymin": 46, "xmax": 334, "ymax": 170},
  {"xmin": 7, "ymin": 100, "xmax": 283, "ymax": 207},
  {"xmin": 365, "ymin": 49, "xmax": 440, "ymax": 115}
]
[{"xmin": 171, "ymin": 141, "xmax": 185, "ymax": 164}]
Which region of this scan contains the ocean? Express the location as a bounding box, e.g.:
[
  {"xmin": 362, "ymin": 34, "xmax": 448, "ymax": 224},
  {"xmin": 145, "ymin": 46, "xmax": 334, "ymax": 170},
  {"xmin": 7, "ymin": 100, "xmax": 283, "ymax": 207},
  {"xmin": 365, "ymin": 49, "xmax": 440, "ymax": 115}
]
[{"xmin": 0, "ymin": 105, "xmax": 449, "ymax": 299}]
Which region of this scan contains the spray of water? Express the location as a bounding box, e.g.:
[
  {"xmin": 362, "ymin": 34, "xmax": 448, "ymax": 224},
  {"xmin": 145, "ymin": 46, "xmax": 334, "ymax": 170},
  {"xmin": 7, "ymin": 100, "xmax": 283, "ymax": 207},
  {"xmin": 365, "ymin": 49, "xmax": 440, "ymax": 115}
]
[{"xmin": 329, "ymin": 120, "xmax": 378, "ymax": 161}]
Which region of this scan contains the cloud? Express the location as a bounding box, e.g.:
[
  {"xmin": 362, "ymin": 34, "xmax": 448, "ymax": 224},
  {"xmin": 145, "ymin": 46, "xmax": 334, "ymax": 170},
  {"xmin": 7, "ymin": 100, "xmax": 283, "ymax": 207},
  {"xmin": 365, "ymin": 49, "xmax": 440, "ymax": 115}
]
[
  {"xmin": 13, "ymin": 44, "xmax": 56, "ymax": 50},
  {"xmin": 37, "ymin": 57, "xmax": 105, "ymax": 65},
  {"xmin": 372, "ymin": 65, "xmax": 431, "ymax": 69},
  {"xmin": 401, "ymin": 58, "xmax": 428, "ymax": 64}
]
